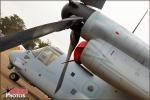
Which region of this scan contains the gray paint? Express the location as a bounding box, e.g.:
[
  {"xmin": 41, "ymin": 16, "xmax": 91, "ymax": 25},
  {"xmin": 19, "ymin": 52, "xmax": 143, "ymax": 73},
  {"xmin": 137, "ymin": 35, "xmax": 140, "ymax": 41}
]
[
  {"xmin": 9, "ymin": 46, "xmax": 130, "ymax": 99},
  {"xmin": 80, "ymin": 39, "xmax": 149, "ymax": 99},
  {"xmin": 81, "ymin": 11, "xmax": 149, "ymax": 67}
]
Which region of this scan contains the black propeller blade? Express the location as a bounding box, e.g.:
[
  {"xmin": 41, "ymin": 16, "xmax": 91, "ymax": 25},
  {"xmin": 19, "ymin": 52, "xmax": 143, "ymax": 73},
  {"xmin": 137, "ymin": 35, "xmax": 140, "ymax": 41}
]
[
  {"xmin": 0, "ymin": 17, "xmax": 82, "ymax": 52},
  {"xmin": 55, "ymin": 31, "xmax": 80, "ymax": 93},
  {"xmin": 81, "ymin": 0, "xmax": 106, "ymax": 9}
]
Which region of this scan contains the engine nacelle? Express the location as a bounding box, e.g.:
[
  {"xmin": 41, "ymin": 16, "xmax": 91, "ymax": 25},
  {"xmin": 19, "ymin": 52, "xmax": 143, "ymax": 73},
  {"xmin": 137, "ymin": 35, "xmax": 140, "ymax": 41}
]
[{"xmin": 79, "ymin": 39, "xmax": 149, "ymax": 99}]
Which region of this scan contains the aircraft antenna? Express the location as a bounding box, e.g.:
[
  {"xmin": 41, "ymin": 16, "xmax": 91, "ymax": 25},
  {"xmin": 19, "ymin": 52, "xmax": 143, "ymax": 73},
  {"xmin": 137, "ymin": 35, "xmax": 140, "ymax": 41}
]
[{"xmin": 132, "ymin": 9, "xmax": 148, "ymax": 33}]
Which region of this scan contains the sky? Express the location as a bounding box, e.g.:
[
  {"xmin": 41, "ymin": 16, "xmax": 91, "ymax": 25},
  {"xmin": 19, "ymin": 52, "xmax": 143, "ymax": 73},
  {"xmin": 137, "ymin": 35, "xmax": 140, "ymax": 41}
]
[{"xmin": 1, "ymin": 1, "xmax": 149, "ymax": 53}]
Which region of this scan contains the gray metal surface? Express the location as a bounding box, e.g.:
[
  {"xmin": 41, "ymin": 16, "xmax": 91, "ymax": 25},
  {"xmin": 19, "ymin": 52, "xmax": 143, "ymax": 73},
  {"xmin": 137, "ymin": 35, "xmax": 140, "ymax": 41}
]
[
  {"xmin": 81, "ymin": 11, "xmax": 149, "ymax": 67},
  {"xmin": 9, "ymin": 46, "xmax": 130, "ymax": 99},
  {"xmin": 80, "ymin": 39, "xmax": 149, "ymax": 99}
]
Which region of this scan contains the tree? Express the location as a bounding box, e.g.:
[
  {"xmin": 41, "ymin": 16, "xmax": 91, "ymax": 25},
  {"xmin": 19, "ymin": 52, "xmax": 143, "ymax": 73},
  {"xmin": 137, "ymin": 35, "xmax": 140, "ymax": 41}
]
[
  {"xmin": 0, "ymin": 14, "xmax": 50, "ymax": 49},
  {"xmin": 0, "ymin": 14, "xmax": 25, "ymax": 35},
  {"xmin": 37, "ymin": 39, "xmax": 51, "ymax": 48},
  {"xmin": 24, "ymin": 39, "xmax": 51, "ymax": 49}
]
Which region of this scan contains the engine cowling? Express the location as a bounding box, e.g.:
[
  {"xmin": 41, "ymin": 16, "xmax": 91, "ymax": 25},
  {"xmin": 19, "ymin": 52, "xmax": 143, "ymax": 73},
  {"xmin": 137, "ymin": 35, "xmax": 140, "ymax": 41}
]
[{"xmin": 74, "ymin": 41, "xmax": 88, "ymax": 64}]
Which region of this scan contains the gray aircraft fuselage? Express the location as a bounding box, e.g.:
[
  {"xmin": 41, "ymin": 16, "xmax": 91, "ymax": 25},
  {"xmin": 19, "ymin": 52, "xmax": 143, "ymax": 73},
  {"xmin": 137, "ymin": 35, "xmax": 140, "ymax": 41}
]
[{"xmin": 9, "ymin": 46, "xmax": 130, "ymax": 99}]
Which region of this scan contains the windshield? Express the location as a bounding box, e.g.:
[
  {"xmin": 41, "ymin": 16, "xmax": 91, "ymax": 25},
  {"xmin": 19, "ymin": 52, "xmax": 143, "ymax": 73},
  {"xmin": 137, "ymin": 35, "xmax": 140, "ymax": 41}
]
[
  {"xmin": 33, "ymin": 46, "xmax": 62, "ymax": 66},
  {"xmin": 32, "ymin": 48, "xmax": 43, "ymax": 57}
]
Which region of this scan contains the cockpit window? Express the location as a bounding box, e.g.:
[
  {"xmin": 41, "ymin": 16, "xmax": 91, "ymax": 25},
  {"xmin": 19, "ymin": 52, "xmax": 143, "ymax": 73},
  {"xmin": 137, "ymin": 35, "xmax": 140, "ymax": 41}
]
[
  {"xmin": 37, "ymin": 47, "xmax": 61, "ymax": 66},
  {"xmin": 32, "ymin": 48, "xmax": 43, "ymax": 57}
]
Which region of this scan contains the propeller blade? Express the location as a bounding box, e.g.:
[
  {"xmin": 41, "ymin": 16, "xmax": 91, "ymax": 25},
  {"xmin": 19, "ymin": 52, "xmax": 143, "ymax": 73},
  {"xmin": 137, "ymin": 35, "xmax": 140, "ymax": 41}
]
[
  {"xmin": 55, "ymin": 31, "xmax": 80, "ymax": 93},
  {"xmin": 0, "ymin": 17, "xmax": 82, "ymax": 52},
  {"xmin": 81, "ymin": 0, "xmax": 106, "ymax": 9}
]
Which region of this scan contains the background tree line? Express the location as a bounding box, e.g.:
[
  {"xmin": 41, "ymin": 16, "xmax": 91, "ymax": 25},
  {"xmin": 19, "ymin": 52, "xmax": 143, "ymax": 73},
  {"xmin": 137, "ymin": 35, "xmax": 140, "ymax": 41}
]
[{"xmin": 0, "ymin": 14, "xmax": 50, "ymax": 50}]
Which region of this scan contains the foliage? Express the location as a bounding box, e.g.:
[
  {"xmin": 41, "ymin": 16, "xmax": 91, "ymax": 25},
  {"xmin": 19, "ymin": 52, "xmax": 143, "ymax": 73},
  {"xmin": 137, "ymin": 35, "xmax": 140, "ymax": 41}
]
[
  {"xmin": 0, "ymin": 14, "xmax": 25, "ymax": 35},
  {"xmin": 37, "ymin": 39, "xmax": 51, "ymax": 48}
]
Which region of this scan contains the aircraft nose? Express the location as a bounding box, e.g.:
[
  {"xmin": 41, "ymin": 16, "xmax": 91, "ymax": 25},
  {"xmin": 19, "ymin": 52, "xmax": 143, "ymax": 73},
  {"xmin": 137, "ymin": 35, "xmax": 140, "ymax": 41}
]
[
  {"xmin": 9, "ymin": 51, "xmax": 26, "ymax": 69},
  {"xmin": 9, "ymin": 52, "xmax": 17, "ymax": 63}
]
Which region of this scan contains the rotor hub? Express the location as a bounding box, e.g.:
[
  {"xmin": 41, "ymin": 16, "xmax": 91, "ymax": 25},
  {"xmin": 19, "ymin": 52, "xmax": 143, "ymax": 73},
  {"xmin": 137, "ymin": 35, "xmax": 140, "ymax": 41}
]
[{"xmin": 61, "ymin": 2, "xmax": 95, "ymax": 21}]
